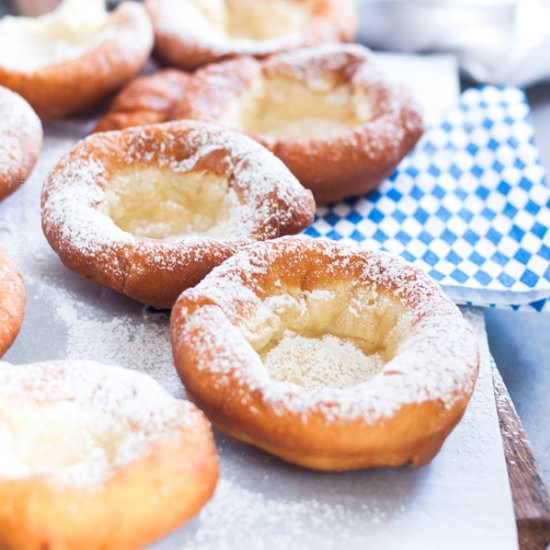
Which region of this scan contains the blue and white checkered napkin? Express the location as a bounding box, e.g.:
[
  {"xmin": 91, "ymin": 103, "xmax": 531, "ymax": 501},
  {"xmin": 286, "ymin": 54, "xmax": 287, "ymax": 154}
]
[{"xmin": 304, "ymin": 86, "xmax": 550, "ymax": 313}]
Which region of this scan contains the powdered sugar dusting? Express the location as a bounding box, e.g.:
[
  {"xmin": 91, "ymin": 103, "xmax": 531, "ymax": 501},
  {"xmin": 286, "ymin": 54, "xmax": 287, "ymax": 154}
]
[
  {"xmin": 0, "ymin": 359, "xmax": 193, "ymax": 487},
  {"xmin": 41, "ymin": 121, "xmax": 314, "ymax": 284},
  {"xmin": 0, "ymin": 0, "xmax": 153, "ymax": 74},
  {"xmin": 55, "ymin": 298, "xmax": 182, "ymax": 397},
  {"xmin": 0, "ymin": 0, "xmax": 110, "ymax": 72},
  {"xmin": 265, "ymin": 44, "xmax": 424, "ymax": 144},
  {"xmin": 263, "ymin": 332, "xmax": 384, "ymax": 389},
  {"xmin": 184, "ymin": 43, "xmax": 423, "ymax": 163},
  {"xmin": 0, "ymin": 86, "xmax": 42, "ymax": 187},
  {"xmin": 174, "ymin": 237, "xmax": 479, "ymax": 423},
  {"xmin": 149, "ymin": 0, "xmax": 310, "ymax": 59}
]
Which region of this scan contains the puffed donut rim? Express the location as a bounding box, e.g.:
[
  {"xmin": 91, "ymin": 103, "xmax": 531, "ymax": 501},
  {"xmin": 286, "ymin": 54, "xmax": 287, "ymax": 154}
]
[
  {"xmin": 171, "ymin": 237, "xmax": 480, "ymax": 471},
  {"xmin": 0, "ymin": 2, "xmax": 153, "ymax": 121},
  {"xmin": 145, "ymin": 0, "xmax": 357, "ymax": 70},
  {"xmin": 41, "ymin": 120, "xmax": 315, "ymax": 309},
  {"xmin": 0, "ymin": 86, "xmax": 42, "ymax": 202},
  {"xmin": 0, "ymin": 360, "xmax": 218, "ymax": 550},
  {"xmin": 0, "ymin": 246, "xmax": 25, "ymax": 357},
  {"xmin": 175, "ymin": 44, "xmax": 425, "ymax": 204}
]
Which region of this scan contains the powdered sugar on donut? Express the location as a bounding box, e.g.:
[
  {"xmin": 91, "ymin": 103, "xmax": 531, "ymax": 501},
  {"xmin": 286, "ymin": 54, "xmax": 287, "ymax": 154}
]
[
  {"xmin": 173, "ymin": 237, "xmax": 479, "ymax": 424},
  {"xmin": 149, "ymin": 0, "xmax": 310, "ymax": 59},
  {"xmin": 263, "ymin": 332, "xmax": 384, "ymax": 389},
  {"xmin": 0, "ymin": 86, "xmax": 42, "ymax": 188},
  {"xmin": 263, "ymin": 44, "xmax": 424, "ymax": 145},
  {"xmin": 41, "ymin": 121, "xmax": 314, "ymax": 283},
  {"xmin": 0, "ymin": 0, "xmax": 153, "ymax": 73},
  {"xmin": 0, "ymin": 360, "xmax": 197, "ymax": 487},
  {"xmin": 180, "ymin": 44, "xmax": 423, "ymax": 205}
]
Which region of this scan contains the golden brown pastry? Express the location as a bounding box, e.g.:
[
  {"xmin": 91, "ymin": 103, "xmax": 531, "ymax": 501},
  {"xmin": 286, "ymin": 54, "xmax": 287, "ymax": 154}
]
[
  {"xmin": 41, "ymin": 121, "xmax": 315, "ymax": 308},
  {"xmin": 0, "ymin": 0, "xmax": 153, "ymax": 121},
  {"xmin": 174, "ymin": 44, "xmax": 424, "ymax": 204},
  {"xmin": 0, "ymin": 86, "xmax": 42, "ymax": 201},
  {"xmin": 94, "ymin": 69, "xmax": 190, "ymax": 133},
  {"xmin": 145, "ymin": 0, "xmax": 357, "ymax": 70},
  {"xmin": 171, "ymin": 237, "xmax": 479, "ymax": 471},
  {"xmin": 0, "ymin": 245, "xmax": 25, "ymax": 356},
  {"xmin": 0, "ymin": 360, "xmax": 218, "ymax": 550}
]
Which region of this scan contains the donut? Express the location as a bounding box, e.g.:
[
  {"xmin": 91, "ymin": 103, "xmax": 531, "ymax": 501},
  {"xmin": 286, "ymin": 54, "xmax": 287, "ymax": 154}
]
[
  {"xmin": 145, "ymin": 0, "xmax": 357, "ymax": 70},
  {"xmin": 173, "ymin": 44, "xmax": 424, "ymax": 204},
  {"xmin": 94, "ymin": 69, "xmax": 190, "ymax": 133},
  {"xmin": 0, "ymin": 360, "xmax": 218, "ymax": 550},
  {"xmin": 170, "ymin": 237, "xmax": 480, "ymax": 471},
  {"xmin": 0, "ymin": 0, "xmax": 154, "ymax": 121},
  {"xmin": 0, "ymin": 86, "xmax": 42, "ymax": 201},
  {"xmin": 41, "ymin": 121, "xmax": 315, "ymax": 309},
  {"xmin": 0, "ymin": 246, "xmax": 25, "ymax": 356},
  {"xmin": 94, "ymin": 46, "xmax": 424, "ymax": 203}
]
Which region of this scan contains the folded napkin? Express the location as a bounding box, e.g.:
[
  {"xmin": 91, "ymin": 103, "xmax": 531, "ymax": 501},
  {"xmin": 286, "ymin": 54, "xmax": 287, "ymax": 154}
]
[{"xmin": 305, "ymin": 86, "xmax": 550, "ymax": 312}]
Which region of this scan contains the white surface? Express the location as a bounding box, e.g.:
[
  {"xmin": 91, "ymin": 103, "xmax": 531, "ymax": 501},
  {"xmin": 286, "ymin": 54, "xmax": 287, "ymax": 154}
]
[{"xmin": 0, "ymin": 55, "xmax": 517, "ymax": 548}]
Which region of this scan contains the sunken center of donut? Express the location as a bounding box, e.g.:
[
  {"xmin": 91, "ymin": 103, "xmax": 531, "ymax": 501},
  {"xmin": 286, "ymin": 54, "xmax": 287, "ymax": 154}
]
[
  {"xmin": 226, "ymin": 76, "xmax": 371, "ymax": 140},
  {"xmin": 193, "ymin": 0, "xmax": 309, "ymax": 41},
  {"xmin": 102, "ymin": 167, "xmax": 242, "ymax": 240},
  {"xmin": 244, "ymin": 288, "xmax": 409, "ymax": 389},
  {"xmin": 0, "ymin": 401, "xmax": 144, "ymax": 485},
  {"xmin": 0, "ymin": 0, "xmax": 109, "ymax": 71}
]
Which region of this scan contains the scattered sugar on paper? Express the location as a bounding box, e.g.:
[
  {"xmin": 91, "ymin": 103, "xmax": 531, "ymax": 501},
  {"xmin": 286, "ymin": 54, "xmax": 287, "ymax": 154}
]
[{"xmin": 54, "ymin": 299, "xmax": 183, "ymax": 398}]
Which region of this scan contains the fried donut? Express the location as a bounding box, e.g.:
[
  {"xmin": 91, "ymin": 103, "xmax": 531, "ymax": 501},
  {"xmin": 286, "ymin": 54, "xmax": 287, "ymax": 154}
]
[
  {"xmin": 173, "ymin": 44, "xmax": 424, "ymax": 204},
  {"xmin": 94, "ymin": 69, "xmax": 190, "ymax": 133},
  {"xmin": 0, "ymin": 0, "xmax": 153, "ymax": 121},
  {"xmin": 171, "ymin": 237, "xmax": 480, "ymax": 471},
  {"xmin": 0, "ymin": 86, "xmax": 42, "ymax": 201},
  {"xmin": 0, "ymin": 360, "xmax": 218, "ymax": 550},
  {"xmin": 0, "ymin": 246, "xmax": 25, "ymax": 356},
  {"xmin": 145, "ymin": 0, "xmax": 357, "ymax": 70},
  {"xmin": 41, "ymin": 121, "xmax": 315, "ymax": 309}
]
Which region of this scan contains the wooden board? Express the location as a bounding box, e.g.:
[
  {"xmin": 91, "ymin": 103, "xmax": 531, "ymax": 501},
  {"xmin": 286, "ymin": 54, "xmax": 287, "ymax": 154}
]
[{"xmin": 493, "ymin": 362, "xmax": 550, "ymax": 549}]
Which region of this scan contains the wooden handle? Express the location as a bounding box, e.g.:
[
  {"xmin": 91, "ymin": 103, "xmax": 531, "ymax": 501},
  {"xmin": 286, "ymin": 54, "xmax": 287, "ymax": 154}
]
[{"xmin": 493, "ymin": 361, "xmax": 550, "ymax": 550}]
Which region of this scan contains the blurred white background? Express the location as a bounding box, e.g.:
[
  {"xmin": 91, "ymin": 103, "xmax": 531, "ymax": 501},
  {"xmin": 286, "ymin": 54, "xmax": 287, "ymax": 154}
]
[{"xmin": 357, "ymin": 0, "xmax": 550, "ymax": 85}]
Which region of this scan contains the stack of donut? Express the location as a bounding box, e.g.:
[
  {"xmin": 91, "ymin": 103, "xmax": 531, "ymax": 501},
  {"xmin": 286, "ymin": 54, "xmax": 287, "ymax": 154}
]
[{"xmin": 0, "ymin": 1, "xmax": 481, "ymax": 549}]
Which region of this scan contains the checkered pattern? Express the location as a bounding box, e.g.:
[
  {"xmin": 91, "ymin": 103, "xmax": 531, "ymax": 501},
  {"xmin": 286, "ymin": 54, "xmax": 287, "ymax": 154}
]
[{"xmin": 304, "ymin": 86, "xmax": 550, "ymax": 309}]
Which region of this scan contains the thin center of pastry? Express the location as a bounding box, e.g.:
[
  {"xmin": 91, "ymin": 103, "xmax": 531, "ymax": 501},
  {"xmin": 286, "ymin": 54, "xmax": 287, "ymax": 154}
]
[
  {"xmin": 244, "ymin": 288, "xmax": 409, "ymax": 389},
  {"xmin": 0, "ymin": 401, "xmax": 145, "ymax": 485},
  {"xmin": 192, "ymin": 0, "xmax": 309, "ymax": 41},
  {"xmin": 262, "ymin": 332, "xmax": 384, "ymax": 389},
  {"xmin": 226, "ymin": 77, "xmax": 371, "ymax": 140},
  {"xmin": 0, "ymin": 0, "xmax": 109, "ymax": 71},
  {"xmin": 102, "ymin": 167, "xmax": 242, "ymax": 240}
]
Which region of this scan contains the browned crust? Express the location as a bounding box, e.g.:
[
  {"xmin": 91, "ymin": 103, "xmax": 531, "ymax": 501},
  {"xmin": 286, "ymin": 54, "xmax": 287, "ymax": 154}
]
[
  {"xmin": 0, "ymin": 382, "xmax": 218, "ymax": 550},
  {"xmin": 94, "ymin": 69, "xmax": 190, "ymax": 133},
  {"xmin": 0, "ymin": 245, "xmax": 25, "ymax": 357},
  {"xmin": 93, "ymin": 46, "xmax": 424, "ymax": 204},
  {"xmin": 0, "ymin": 2, "xmax": 154, "ymax": 122},
  {"xmin": 41, "ymin": 121, "xmax": 316, "ymax": 309},
  {"xmin": 173, "ymin": 46, "xmax": 425, "ymax": 204},
  {"xmin": 145, "ymin": 0, "xmax": 357, "ymax": 71},
  {"xmin": 0, "ymin": 86, "xmax": 42, "ymax": 201},
  {"xmin": 170, "ymin": 237, "xmax": 480, "ymax": 471}
]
